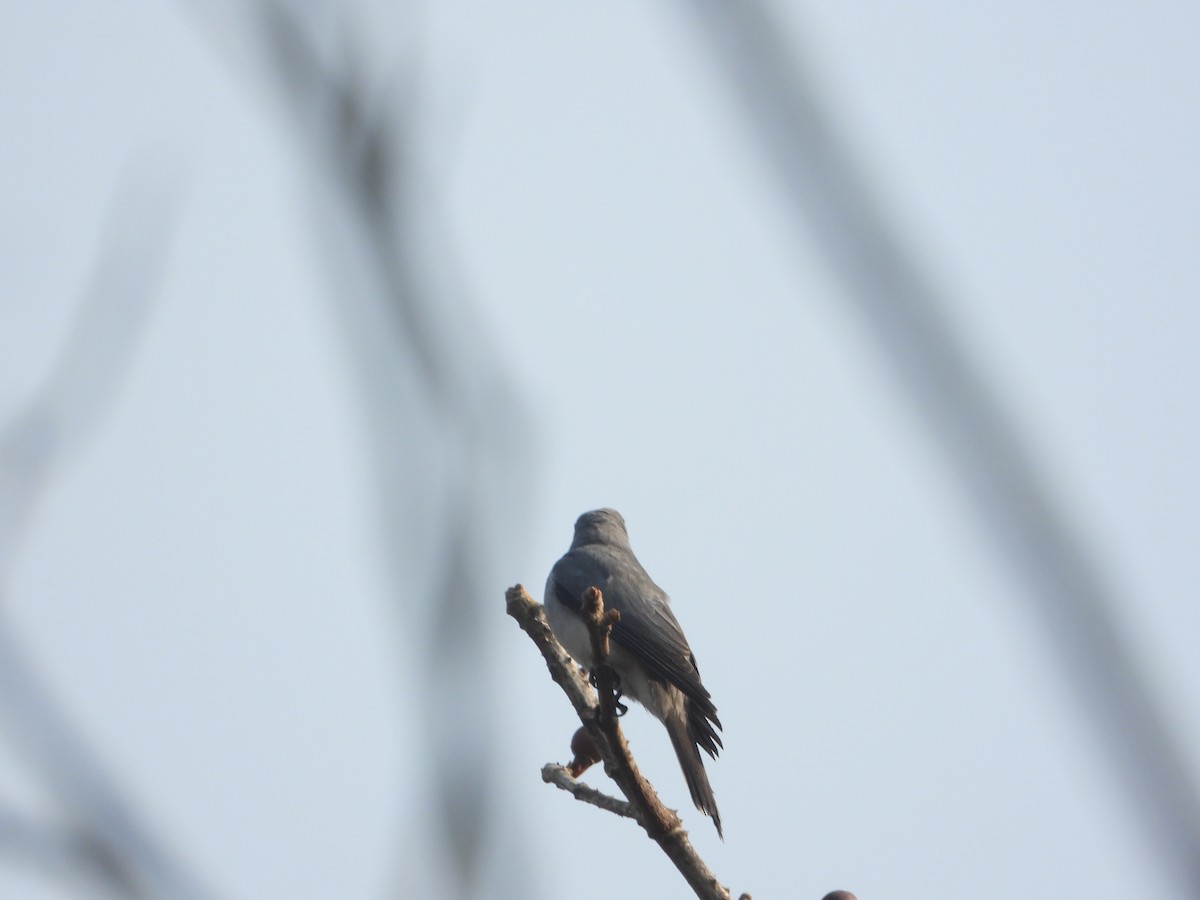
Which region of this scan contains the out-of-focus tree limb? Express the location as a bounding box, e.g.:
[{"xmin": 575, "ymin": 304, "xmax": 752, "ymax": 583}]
[
  {"xmin": 0, "ymin": 172, "xmax": 214, "ymax": 899},
  {"xmin": 0, "ymin": 169, "xmax": 177, "ymax": 576},
  {"xmin": 0, "ymin": 801, "xmax": 139, "ymax": 899},
  {"xmin": 185, "ymin": 3, "xmax": 537, "ymax": 896},
  {"xmin": 685, "ymin": 2, "xmax": 1200, "ymax": 894}
]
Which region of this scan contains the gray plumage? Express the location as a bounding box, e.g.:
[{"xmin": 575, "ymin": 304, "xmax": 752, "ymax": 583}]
[{"xmin": 545, "ymin": 508, "xmax": 723, "ymax": 837}]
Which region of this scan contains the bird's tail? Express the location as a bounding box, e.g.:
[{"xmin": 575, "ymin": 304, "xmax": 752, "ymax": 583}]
[{"xmin": 666, "ymin": 713, "xmax": 723, "ymax": 839}]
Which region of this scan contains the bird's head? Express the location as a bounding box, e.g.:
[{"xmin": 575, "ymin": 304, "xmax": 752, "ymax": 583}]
[{"xmin": 571, "ymin": 508, "xmax": 630, "ymax": 549}]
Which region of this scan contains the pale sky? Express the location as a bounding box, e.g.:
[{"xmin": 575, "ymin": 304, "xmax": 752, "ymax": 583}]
[{"xmin": 2, "ymin": 2, "xmax": 1198, "ymax": 898}]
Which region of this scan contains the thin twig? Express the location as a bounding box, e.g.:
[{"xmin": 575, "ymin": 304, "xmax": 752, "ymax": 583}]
[{"xmin": 540, "ymin": 764, "xmax": 638, "ymax": 820}]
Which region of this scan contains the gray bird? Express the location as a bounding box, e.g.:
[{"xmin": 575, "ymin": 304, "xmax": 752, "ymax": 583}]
[{"xmin": 545, "ymin": 508, "xmax": 724, "ymax": 837}]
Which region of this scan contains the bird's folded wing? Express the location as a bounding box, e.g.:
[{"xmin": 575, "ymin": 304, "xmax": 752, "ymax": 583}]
[{"xmin": 551, "ymin": 549, "xmax": 722, "ymax": 736}]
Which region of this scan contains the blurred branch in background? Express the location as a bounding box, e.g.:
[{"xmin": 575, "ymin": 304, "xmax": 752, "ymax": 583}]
[
  {"xmin": 186, "ymin": 2, "xmax": 536, "ymax": 896},
  {"xmin": 0, "ymin": 171, "xmax": 213, "ymax": 898},
  {"xmin": 0, "ymin": 801, "xmax": 137, "ymax": 900},
  {"xmin": 684, "ymin": 1, "xmax": 1200, "ymax": 894},
  {"xmin": 0, "ymin": 167, "xmax": 179, "ymax": 574}
]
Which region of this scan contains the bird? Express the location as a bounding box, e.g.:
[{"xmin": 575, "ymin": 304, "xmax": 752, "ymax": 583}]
[{"xmin": 544, "ymin": 508, "xmax": 724, "ymax": 837}]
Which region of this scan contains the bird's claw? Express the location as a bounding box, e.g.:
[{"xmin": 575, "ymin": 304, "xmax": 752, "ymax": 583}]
[{"xmin": 588, "ymin": 669, "xmax": 629, "ymax": 717}]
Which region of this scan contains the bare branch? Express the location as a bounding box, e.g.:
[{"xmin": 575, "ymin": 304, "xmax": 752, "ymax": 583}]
[
  {"xmin": 540, "ymin": 764, "xmax": 638, "ymax": 821},
  {"xmin": 581, "ymin": 587, "xmax": 623, "ymax": 726},
  {"xmin": 505, "ymin": 584, "xmax": 742, "ymax": 900}
]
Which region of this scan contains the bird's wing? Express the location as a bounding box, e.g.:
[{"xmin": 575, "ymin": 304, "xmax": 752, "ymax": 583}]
[
  {"xmin": 612, "ymin": 593, "xmax": 723, "ymax": 756},
  {"xmin": 551, "ymin": 547, "xmax": 723, "ymax": 752}
]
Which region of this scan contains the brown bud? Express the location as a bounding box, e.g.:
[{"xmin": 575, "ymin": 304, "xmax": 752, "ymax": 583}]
[{"xmin": 567, "ymin": 726, "xmax": 602, "ymax": 777}]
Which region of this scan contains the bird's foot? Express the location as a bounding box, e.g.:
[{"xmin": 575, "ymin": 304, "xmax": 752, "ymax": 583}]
[{"xmin": 588, "ymin": 669, "xmax": 629, "ymax": 717}]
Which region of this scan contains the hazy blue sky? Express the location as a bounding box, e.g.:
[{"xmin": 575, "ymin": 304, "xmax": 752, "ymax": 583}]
[{"xmin": 2, "ymin": 2, "xmax": 1198, "ymax": 898}]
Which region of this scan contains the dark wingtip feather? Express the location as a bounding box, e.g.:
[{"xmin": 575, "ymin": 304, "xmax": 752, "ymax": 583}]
[{"xmin": 688, "ymin": 698, "xmax": 723, "ymax": 759}]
